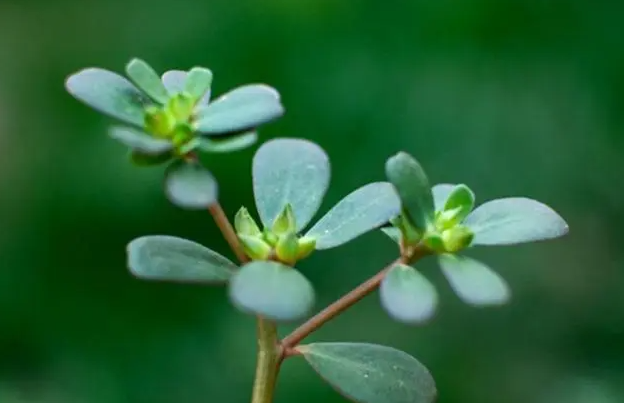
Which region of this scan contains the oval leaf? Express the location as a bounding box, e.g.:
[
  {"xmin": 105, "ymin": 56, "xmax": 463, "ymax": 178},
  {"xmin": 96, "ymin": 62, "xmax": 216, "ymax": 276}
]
[
  {"xmin": 198, "ymin": 131, "xmax": 258, "ymax": 153},
  {"xmin": 164, "ymin": 161, "xmax": 218, "ymax": 209},
  {"xmin": 438, "ymin": 254, "xmax": 510, "ymax": 306},
  {"xmin": 229, "ymin": 261, "xmax": 314, "ymax": 321},
  {"xmin": 432, "ymin": 183, "xmax": 455, "ymax": 212},
  {"xmin": 299, "ymin": 343, "xmax": 436, "ymax": 403},
  {"xmin": 162, "ymin": 70, "xmax": 211, "ymax": 104},
  {"xmin": 125, "ymin": 58, "xmax": 169, "ymax": 104},
  {"xmin": 306, "ymin": 182, "xmax": 400, "ymax": 249},
  {"xmin": 463, "ymin": 197, "xmax": 569, "ymax": 245},
  {"xmin": 127, "ymin": 235, "xmax": 236, "ymax": 283},
  {"xmin": 185, "ymin": 67, "xmax": 213, "ymax": 100},
  {"xmin": 380, "ymin": 264, "xmax": 438, "ymax": 324},
  {"xmin": 385, "ymin": 152, "xmax": 434, "ymax": 231},
  {"xmin": 65, "ymin": 68, "xmax": 149, "ymax": 126},
  {"xmin": 443, "ymin": 184, "xmax": 475, "ymax": 221},
  {"xmin": 109, "ymin": 126, "xmax": 172, "ymax": 154},
  {"xmin": 253, "ymin": 138, "xmax": 330, "ymax": 231},
  {"xmin": 194, "ymin": 84, "xmax": 284, "ymax": 135}
]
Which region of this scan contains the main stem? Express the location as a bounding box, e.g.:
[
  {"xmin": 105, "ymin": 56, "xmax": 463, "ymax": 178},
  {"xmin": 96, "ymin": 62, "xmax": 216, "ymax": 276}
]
[{"xmin": 208, "ymin": 202, "xmax": 282, "ymax": 403}]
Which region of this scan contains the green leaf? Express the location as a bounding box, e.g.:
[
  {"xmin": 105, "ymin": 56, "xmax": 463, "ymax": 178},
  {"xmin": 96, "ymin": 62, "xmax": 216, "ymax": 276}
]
[
  {"xmin": 298, "ymin": 343, "xmax": 436, "ymax": 403},
  {"xmin": 385, "ymin": 152, "xmax": 434, "ymax": 231},
  {"xmin": 464, "ymin": 197, "xmax": 569, "ymax": 245},
  {"xmin": 380, "ymin": 264, "xmax": 438, "ymax": 324},
  {"xmin": 438, "ymin": 254, "xmax": 510, "ymax": 306},
  {"xmin": 127, "ymin": 235, "xmax": 236, "ymax": 283},
  {"xmin": 162, "ymin": 70, "xmax": 210, "ymax": 104},
  {"xmin": 184, "ymin": 67, "xmax": 213, "ymax": 100},
  {"xmin": 381, "ymin": 227, "xmax": 401, "ymax": 244},
  {"xmin": 65, "ymin": 68, "xmax": 149, "ymax": 126},
  {"xmin": 125, "ymin": 58, "xmax": 169, "ymax": 104},
  {"xmin": 164, "ymin": 161, "xmax": 218, "ymax": 209},
  {"xmin": 253, "ymin": 138, "xmax": 330, "ymax": 231},
  {"xmin": 442, "ymin": 184, "xmax": 475, "ymax": 222},
  {"xmin": 198, "ymin": 132, "xmax": 258, "ymax": 153},
  {"xmin": 129, "ymin": 150, "xmax": 173, "ymax": 166},
  {"xmin": 194, "ymin": 84, "xmax": 284, "ymax": 135},
  {"xmin": 306, "ymin": 182, "xmax": 401, "ymax": 249},
  {"xmin": 229, "ymin": 261, "xmax": 314, "ymax": 321},
  {"xmin": 109, "ymin": 126, "xmax": 172, "ymax": 154},
  {"xmin": 432, "ymin": 183, "xmax": 455, "ymax": 212}
]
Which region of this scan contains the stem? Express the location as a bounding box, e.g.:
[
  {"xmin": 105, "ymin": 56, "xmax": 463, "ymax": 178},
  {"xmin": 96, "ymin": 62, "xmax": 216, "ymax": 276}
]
[
  {"xmin": 208, "ymin": 203, "xmax": 248, "ymax": 263},
  {"xmin": 282, "ymin": 247, "xmax": 428, "ymax": 349},
  {"xmin": 251, "ymin": 318, "xmax": 282, "ymax": 403},
  {"xmin": 207, "ymin": 202, "xmax": 280, "ymax": 403}
]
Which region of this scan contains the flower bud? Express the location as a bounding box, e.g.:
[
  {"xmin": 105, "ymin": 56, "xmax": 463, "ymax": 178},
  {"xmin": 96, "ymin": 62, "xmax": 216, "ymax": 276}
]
[
  {"xmin": 296, "ymin": 235, "xmax": 317, "ymax": 260},
  {"xmin": 235, "ymin": 207, "xmax": 261, "ymax": 236},
  {"xmin": 441, "ymin": 226, "xmax": 474, "ymax": 253},
  {"xmin": 275, "ymin": 232, "xmax": 299, "ymax": 264},
  {"xmin": 238, "ymin": 234, "xmax": 272, "ymax": 261},
  {"xmin": 272, "ymin": 203, "xmax": 296, "ymax": 235}
]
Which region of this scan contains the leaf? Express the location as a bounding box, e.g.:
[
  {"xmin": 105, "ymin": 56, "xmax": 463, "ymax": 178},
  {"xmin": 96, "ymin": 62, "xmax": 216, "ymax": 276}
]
[
  {"xmin": 463, "ymin": 197, "xmax": 569, "ymax": 245},
  {"xmin": 109, "ymin": 126, "xmax": 172, "ymax": 154},
  {"xmin": 130, "ymin": 149, "xmax": 173, "ymax": 166},
  {"xmin": 228, "ymin": 261, "xmax": 314, "ymax": 321},
  {"xmin": 198, "ymin": 132, "xmax": 258, "ymax": 153},
  {"xmin": 299, "ymin": 343, "xmax": 436, "ymax": 403},
  {"xmin": 162, "ymin": 70, "xmax": 210, "ymax": 104},
  {"xmin": 442, "ymin": 184, "xmax": 475, "ymax": 222},
  {"xmin": 184, "ymin": 67, "xmax": 213, "ymax": 100},
  {"xmin": 164, "ymin": 161, "xmax": 218, "ymax": 209},
  {"xmin": 380, "ymin": 264, "xmax": 438, "ymax": 324},
  {"xmin": 381, "ymin": 227, "xmax": 401, "ymax": 244},
  {"xmin": 385, "ymin": 152, "xmax": 434, "ymax": 231},
  {"xmin": 438, "ymin": 254, "xmax": 510, "ymax": 306},
  {"xmin": 194, "ymin": 84, "xmax": 284, "ymax": 135},
  {"xmin": 127, "ymin": 235, "xmax": 236, "ymax": 283},
  {"xmin": 253, "ymin": 138, "xmax": 330, "ymax": 231},
  {"xmin": 125, "ymin": 58, "xmax": 169, "ymax": 104},
  {"xmin": 65, "ymin": 68, "xmax": 149, "ymax": 126},
  {"xmin": 306, "ymin": 182, "xmax": 401, "ymax": 249},
  {"xmin": 432, "ymin": 183, "xmax": 455, "ymax": 212}
]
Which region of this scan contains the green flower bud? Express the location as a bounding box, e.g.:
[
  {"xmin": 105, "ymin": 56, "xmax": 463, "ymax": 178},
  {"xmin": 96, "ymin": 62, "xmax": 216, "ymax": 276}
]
[
  {"xmin": 392, "ymin": 211, "xmax": 421, "ymax": 245},
  {"xmin": 423, "ymin": 231, "xmax": 445, "ymax": 253},
  {"xmin": 441, "ymin": 225, "xmax": 474, "ymax": 253},
  {"xmin": 272, "ymin": 203, "xmax": 296, "ymax": 235},
  {"xmin": 235, "ymin": 207, "xmax": 262, "ymax": 237},
  {"xmin": 275, "ymin": 232, "xmax": 299, "ymax": 264},
  {"xmin": 144, "ymin": 106, "xmax": 176, "ymax": 137},
  {"xmin": 435, "ymin": 207, "xmax": 463, "ymax": 231},
  {"xmin": 263, "ymin": 230, "xmax": 279, "ymax": 247},
  {"xmin": 296, "ymin": 235, "xmax": 317, "ymax": 260},
  {"xmin": 168, "ymin": 93, "xmax": 195, "ymax": 122},
  {"xmin": 238, "ymin": 234, "xmax": 272, "ymax": 261}
]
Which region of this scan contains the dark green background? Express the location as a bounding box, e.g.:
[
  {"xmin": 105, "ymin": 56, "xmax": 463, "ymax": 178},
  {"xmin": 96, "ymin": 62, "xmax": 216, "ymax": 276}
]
[{"xmin": 1, "ymin": 0, "xmax": 623, "ymax": 402}]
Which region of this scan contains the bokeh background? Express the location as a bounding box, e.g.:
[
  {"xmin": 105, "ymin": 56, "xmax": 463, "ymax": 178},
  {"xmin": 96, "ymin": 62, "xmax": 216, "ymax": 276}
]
[{"xmin": 1, "ymin": 0, "xmax": 623, "ymax": 402}]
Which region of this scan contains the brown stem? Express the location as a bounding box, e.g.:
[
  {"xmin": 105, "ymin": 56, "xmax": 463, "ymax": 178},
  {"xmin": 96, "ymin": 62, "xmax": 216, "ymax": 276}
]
[
  {"xmin": 281, "ymin": 247, "xmax": 428, "ymax": 348},
  {"xmin": 208, "ymin": 203, "xmax": 248, "ymax": 263}
]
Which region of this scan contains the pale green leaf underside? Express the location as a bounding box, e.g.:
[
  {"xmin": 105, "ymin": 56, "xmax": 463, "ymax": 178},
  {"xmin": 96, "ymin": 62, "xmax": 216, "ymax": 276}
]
[
  {"xmin": 380, "ymin": 264, "xmax": 438, "ymax": 324},
  {"xmin": 65, "ymin": 68, "xmax": 149, "ymax": 126},
  {"xmin": 164, "ymin": 161, "xmax": 218, "ymax": 209},
  {"xmin": 432, "ymin": 183, "xmax": 455, "ymax": 212},
  {"xmin": 464, "ymin": 197, "xmax": 569, "ymax": 245},
  {"xmin": 184, "ymin": 67, "xmax": 213, "ymax": 100},
  {"xmin": 108, "ymin": 126, "xmax": 172, "ymax": 154},
  {"xmin": 229, "ymin": 261, "xmax": 315, "ymax": 321},
  {"xmin": 198, "ymin": 131, "xmax": 257, "ymax": 153},
  {"xmin": 127, "ymin": 235, "xmax": 236, "ymax": 283},
  {"xmin": 381, "ymin": 227, "xmax": 401, "ymax": 244},
  {"xmin": 438, "ymin": 254, "xmax": 510, "ymax": 306},
  {"xmin": 385, "ymin": 152, "xmax": 434, "ymax": 230},
  {"xmin": 125, "ymin": 58, "xmax": 169, "ymax": 104},
  {"xmin": 194, "ymin": 84, "xmax": 284, "ymax": 135},
  {"xmin": 253, "ymin": 138, "xmax": 330, "ymax": 232},
  {"xmin": 307, "ymin": 182, "xmax": 400, "ymax": 249},
  {"xmin": 300, "ymin": 342, "xmax": 436, "ymax": 403},
  {"xmin": 162, "ymin": 70, "xmax": 211, "ymax": 104}
]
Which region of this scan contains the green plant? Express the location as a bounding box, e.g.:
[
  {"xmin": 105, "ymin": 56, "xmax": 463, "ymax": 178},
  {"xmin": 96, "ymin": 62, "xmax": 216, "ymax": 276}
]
[{"xmin": 65, "ymin": 58, "xmax": 569, "ymax": 403}]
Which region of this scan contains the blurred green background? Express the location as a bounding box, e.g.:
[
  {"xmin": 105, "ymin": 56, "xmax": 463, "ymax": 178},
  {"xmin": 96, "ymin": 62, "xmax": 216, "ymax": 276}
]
[{"xmin": 1, "ymin": 0, "xmax": 623, "ymax": 402}]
